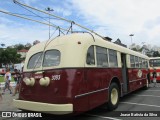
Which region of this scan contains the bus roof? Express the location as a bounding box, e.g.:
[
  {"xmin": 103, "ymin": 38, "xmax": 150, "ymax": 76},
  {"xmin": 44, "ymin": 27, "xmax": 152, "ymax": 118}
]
[
  {"xmin": 149, "ymin": 57, "xmax": 160, "ymax": 60},
  {"xmin": 28, "ymin": 33, "xmax": 149, "ymax": 59},
  {"xmin": 24, "ymin": 33, "xmax": 149, "ymax": 71}
]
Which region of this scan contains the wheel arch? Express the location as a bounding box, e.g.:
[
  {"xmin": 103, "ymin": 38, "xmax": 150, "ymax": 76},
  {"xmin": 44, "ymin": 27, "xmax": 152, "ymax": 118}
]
[{"xmin": 109, "ymin": 77, "xmax": 121, "ymax": 96}]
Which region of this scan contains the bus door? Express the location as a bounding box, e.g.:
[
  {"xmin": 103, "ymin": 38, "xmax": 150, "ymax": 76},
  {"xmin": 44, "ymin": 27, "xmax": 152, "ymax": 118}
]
[{"xmin": 121, "ymin": 53, "xmax": 129, "ymax": 94}]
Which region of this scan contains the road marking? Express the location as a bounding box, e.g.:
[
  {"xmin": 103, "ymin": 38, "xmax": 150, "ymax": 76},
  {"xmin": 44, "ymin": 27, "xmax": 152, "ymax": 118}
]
[
  {"xmin": 120, "ymin": 102, "xmax": 160, "ymax": 108},
  {"xmin": 16, "ymin": 109, "xmax": 22, "ymax": 112},
  {"xmin": 133, "ymin": 94, "xmax": 160, "ymax": 98},
  {"xmin": 85, "ymin": 114, "xmax": 122, "ymax": 120},
  {"xmin": 147, "ymin": 90, "xmax": 160, "ymax": 91}
]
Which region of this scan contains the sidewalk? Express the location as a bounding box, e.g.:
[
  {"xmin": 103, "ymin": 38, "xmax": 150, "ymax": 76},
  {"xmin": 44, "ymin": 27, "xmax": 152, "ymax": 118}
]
[{"xmin": 0, "ymin": 89, "xmax": 19, "ymax": 111}]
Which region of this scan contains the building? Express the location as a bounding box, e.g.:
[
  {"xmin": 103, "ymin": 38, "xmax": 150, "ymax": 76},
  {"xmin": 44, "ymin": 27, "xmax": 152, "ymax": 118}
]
[
  {"xmin": 17, "ymin": 49, "xmax": 28, "ymax": 58},
  {"xmin": 114, "ymin": 38, "xmax": 127, "ymax": 48}
]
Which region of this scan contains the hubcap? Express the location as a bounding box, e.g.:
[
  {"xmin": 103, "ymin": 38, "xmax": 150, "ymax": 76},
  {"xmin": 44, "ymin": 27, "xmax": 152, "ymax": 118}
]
[{"xmin": 111, "ymin": 88, "xmax": 118, "ymax": 105}]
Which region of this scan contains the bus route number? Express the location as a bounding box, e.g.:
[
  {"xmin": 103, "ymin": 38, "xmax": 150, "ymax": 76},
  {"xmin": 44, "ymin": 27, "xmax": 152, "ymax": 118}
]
[{"xmin": 52, "ymin": 75, "xmax": 61, "ymax": 80}]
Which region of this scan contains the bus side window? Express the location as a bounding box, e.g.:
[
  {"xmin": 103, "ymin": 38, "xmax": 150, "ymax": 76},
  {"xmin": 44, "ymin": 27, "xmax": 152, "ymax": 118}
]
[
  {"xmin": 139, "ymin": 58, "xmax": 142, "ymax": 68},
  {"xmin": 135, "ymin": 56, "xmax": 139, "ymax": 68},
  {"xmin": 86, "ymin": 46, "xmax": 95, "ymax": 65},
  {"xmin": 108, "ymin": 49, "xmax": 118, "ymax": 67},
  {"xmin": 145, "ymin": 60, "xmax": 148, "ymax": 68},
  {"xmin": 130, "ymin": 55, "xmax": 135, "ymax": 68},
  {"xmin": 142, "ymin": 58, "xmax": 145, "ymax": 68},
  {"xmin": 96, "ymin": 46, "xmax": 108, "ymax": 67}
]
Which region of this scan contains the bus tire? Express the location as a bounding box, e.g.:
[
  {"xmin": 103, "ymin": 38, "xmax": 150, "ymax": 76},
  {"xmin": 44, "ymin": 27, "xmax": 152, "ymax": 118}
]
[{"xmin": 107, "ymin": 82, "xmax": 120, "ymax": 111}]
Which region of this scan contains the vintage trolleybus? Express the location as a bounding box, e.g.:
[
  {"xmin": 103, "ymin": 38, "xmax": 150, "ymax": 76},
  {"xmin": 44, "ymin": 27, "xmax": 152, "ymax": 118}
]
[
  {"xmin": 13, "ymin": 33, "xmax": 149, "ymax": 115},
  {"xmin": 149, "ymin": 57, "xmax": 160, "ymax": 82}
]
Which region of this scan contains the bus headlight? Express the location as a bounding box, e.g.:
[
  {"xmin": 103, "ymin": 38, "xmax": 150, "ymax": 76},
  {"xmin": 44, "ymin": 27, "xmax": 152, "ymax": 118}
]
[
  {"xmin": 39, "ymin": 77, "xmax": 50, "ymax": 87},
  {"xmin": 23, "ymin": 78, "xmax": 35, "ymax": 86}
]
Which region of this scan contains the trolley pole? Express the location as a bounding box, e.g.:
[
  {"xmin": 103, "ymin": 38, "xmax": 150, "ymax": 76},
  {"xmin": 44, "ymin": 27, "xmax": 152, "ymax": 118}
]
[{"xmin": 45, "ymin": 7, "xmax": 54, "ymax": 39}]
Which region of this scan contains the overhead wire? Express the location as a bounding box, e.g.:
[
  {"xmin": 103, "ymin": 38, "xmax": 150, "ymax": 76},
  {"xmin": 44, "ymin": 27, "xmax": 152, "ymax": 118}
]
[
  {"xmin": 13, "ymin": 0, "xmax": 105, "ymax": 39},
  {"xmin": 0, "ymin": 10, "xmax": 68, "ymax": 32},
  {"xmin": 15, "ymin": 2, "xmax": 63, "ymax": 30},
  {"xmin": 10, "ymin": 12, "xmax": 61, "ymax": 20}
]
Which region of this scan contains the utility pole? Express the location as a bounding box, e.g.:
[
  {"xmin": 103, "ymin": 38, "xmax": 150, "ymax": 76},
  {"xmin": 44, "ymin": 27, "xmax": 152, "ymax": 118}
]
[
  {"xmin": 45, "ymin": 7, "xmax": 54, "ymax": 39},
  {"xmin": 129, "ymin": 34, "xmax": 134, "ymax": 45}
]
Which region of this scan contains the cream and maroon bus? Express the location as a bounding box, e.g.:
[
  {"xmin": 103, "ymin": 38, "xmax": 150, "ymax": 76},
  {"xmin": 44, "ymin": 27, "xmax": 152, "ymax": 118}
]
[
  {"xmin": 13, "ymin": 33, "xmax": 149, "ymax": 115},
  {"xmin": 149, "ymin": 57, "xmax": 160, "ymax": 82}
]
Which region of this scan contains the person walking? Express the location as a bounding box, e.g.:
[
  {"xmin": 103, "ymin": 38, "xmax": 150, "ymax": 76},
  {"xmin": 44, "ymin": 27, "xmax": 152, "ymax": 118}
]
[
  {"xmin": 12, "ymin": 69, "xmax": 21, "ymax": 96},
  {"xmin": 0, "ymin": 90, "xmax": 2, "ymax": 100},
  {"xmin": 2, "ymin": 68, "xmax": 13, "ymax": 94},
  {"xmin": 152, "ymin": 68, "xmax": 157, "ymax": 87}
]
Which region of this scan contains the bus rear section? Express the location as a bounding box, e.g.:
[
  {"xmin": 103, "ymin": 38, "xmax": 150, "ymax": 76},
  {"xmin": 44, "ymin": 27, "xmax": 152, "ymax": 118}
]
[
  {"xmin": 13, "ymin": 34, "xmax": 98, "ymax": 115},
  {"xmin": 149, "ymin": 57, "xmax": 160, "ymax": 82},
  {"xmin": 16, "ymin": 68, "xmax": 90, "ymax": 115}
]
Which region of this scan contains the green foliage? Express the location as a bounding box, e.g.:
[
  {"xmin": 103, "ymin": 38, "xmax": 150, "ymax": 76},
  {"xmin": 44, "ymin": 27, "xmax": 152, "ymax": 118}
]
[
  {"xmin": 153, "ymin": 51, "xmax": 160, "ymax": 57},
  {"xmin": 0, "ymin": 48, "xmax": 22, "ymax": 67},
  {"xmin": 14, "ymin": 44, "xmax": 25, "ymax": 50},
  {"xmin": 0, "ymin": 76, "xmax": 14, "ymax": 83},
  {"xmin": 14, "ymin": 43, "xmax": 31, "ymax": 50}
]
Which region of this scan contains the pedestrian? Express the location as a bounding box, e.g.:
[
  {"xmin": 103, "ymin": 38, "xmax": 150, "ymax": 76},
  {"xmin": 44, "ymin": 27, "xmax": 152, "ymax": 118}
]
[
  {"xmin": 2, "ymin": 68, "xmax": 13, "ymax": 94},
  {"xmin": 152, "ymin": 68, "xmax": 157, "ymax": 87},
  {"xmin": 12, "ymin": 69, "xmax": 21, "ymax": 96},
  {"xmin": 0, "ymin": 89, "xmax": 2, "ymax": 100}
]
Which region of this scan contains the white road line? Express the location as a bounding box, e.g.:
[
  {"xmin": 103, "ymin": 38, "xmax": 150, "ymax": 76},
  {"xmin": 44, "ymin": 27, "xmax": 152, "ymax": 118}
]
[
  {"xmin": 16, "ymin": 110, "xmax": 22, "ymax": 112},
  {"xmin": 120, "ymin": 102, "xmax": 160, "ymax": 108},
  {"xmin": 147, "ymin": 90, "xmax": 160, "ymax": 91},
  {"xmin": 85, "ymin": 114, "xmax": 122, "ymax": 120},
  {"xmin": 133, "ymin": 94, "xmax": 160, "ymax": 98}
]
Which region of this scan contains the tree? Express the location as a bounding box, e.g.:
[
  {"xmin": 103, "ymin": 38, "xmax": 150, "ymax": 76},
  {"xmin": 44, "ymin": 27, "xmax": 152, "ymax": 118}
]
[
  {"xmin": 153, "ymin": 51, "xmax": 160, "ymax": 57},
  {"xmin": 14, "ymin": 44, "xmax": 25, "ymax": 50},
  {"xmin": 25, "ymin": 43, "xmax": 32, "ymax": 50},
  {"xmin": 33, "ymin": 40, "xmax": 40, "ymax": 45},
  {"xmin": 0, "ymin": 48, "xmax": 22, "ymax": 68}
]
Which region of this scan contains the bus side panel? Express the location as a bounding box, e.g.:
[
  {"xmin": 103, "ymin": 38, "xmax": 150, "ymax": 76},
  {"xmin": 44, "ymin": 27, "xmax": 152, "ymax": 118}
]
[
  {"xmin": 128, "ymin": 68, "xmax": 148, "ymax": 92},
  {"xmin": 150, "ymin": 69, "xmax": 160, "ymax": 82},
  {"xmin": 86, "ymin": 68, "xmax": 122, "ymax": 110}
]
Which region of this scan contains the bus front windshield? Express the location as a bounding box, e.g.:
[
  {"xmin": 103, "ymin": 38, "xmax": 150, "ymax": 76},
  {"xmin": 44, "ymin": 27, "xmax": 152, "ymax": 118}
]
[{"xmin": 149, "ymin": 59, "xmax": 160, "ymax": 67}]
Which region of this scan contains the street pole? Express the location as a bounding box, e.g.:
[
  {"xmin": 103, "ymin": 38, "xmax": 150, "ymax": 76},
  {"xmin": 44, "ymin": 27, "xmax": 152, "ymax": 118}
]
[
  {"xmin": 45, "ymin": 7, "xmax": 53, "ymax": 39},
  {"xmin": 129, "ymin": 34, "xmax": 134, "ymax": 45}
]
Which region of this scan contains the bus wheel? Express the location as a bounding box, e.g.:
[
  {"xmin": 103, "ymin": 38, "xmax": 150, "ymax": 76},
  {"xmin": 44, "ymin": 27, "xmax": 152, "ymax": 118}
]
[{"xmin": 107, "ymin": 83, "xmax": 120, "ymax": 111}]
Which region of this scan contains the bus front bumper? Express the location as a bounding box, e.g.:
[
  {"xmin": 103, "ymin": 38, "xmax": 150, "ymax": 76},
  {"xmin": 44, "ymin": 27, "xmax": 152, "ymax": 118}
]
[{"xmin": 13, "ymin": 99, "xmax": 73, "ymax": 115}]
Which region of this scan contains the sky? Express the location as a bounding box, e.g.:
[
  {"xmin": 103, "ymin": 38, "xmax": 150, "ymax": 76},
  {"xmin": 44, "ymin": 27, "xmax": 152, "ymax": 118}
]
[{"xmin": 0, "ymin": 0, "xmax": 160, "ymax": 48}]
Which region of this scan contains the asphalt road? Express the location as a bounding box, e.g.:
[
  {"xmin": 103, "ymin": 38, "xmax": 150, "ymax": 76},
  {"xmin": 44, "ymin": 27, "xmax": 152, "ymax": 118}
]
[{"xmin": 1, "ymin": 83, "xmax": 160, "ymax": 120}]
